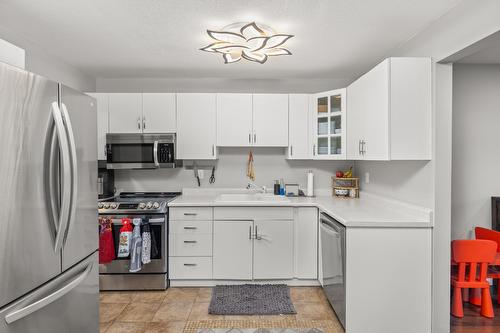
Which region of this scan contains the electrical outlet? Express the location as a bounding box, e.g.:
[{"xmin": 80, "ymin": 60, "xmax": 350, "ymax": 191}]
[
  {"xmin": 365, "ymin": 172, "xmax": 370, "ymax": 184},
  {"xmin": 197, "ymin": 169, "xmax": 204, "ymax": 180}
]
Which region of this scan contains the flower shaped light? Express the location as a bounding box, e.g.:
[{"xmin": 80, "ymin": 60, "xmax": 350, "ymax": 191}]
[{"xmin": 200, "ymin": 22, "xmax": 294, "ymax": 64}]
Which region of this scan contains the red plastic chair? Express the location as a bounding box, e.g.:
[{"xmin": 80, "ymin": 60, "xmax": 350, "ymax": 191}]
[
  {"xmin": 451, "ymin": 239, "xmax": 497, "ymax": 318},
  {"xmin": 475, "ymin": 227, "xmax": 500, "ymax": 304}
]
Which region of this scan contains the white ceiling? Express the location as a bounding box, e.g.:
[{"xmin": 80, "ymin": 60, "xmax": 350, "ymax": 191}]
[
  {"xmin": 0, "ymin": 0, "xmax": 461, "ymax": 80},
  {"xmin": 457, "ymin": 39, "xmax": 500, "ymax": 64}
]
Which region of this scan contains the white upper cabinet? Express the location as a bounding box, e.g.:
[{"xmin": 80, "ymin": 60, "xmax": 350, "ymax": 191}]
[
  {"xmin": 217, "ymin": 93, "xmax": 289, "ymax": 147},
  {"xmin": 347, "ymin": 57, "xmax": 432, "ymax": 160},
  {"xmin": 142, "ymin": 93, "xmax": 176, "ymax": 133},
  {"xmin": 176, "ymin": 93, "xmax": 217, "ymax": 160},
  {"xmin": 311, "ymin": 89, "xmax": 346, "ymax": 159},
  {"xmin": 252, "ymin": 94, "xmax": 289, "ymax": 147},
  {"xmin": 108, "ymin": 93, "xmax": 143, "ymax": 133},
  {"xmin": 287, "ymin": 94, "xmax": 311, "ymax": 159},
  {"xmin": 216, "ymin": 94, "xmax": 253, "ymax": 146},
  {"xmin": 86, "ymin": 93, "xmax": 109, "ymax": 160}
]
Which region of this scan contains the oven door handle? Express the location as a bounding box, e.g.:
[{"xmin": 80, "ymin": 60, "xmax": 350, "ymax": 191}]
[
  {"xmin": 108, "ymin": 217, "xmax": 165, "ymax": 225},
  {"xmin": 153, "ymin": 140, "xmax": 160, "ymax": 168}
]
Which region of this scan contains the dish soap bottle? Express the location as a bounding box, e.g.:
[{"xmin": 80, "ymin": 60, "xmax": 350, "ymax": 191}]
[{"xmin": 279, "ymin": 178, "xmax": 285, "ymax": 196}]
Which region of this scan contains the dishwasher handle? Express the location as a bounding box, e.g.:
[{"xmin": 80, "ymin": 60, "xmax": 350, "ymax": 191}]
[{"xmin": 320, "ymin": 214, "xmax": 344, "ymax": 233}]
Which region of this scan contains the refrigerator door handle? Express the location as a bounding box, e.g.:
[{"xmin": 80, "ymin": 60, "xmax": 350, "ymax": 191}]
[
  {"xmin": 51, "ymin": 102, "xmax": 72, "ymax": 253},
  {"xmin": 60, "ymin": 103, "xmax": 78, "ymax": 248},
  {"xmin": 4, "ymin": 261, "xmax": 93, "ymax": 324}
]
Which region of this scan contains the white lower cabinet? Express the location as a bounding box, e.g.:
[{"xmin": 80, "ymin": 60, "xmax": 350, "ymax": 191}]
[
  {"xmin": 169, "ymin": 257, "xmax": 212, "ymax": 280},
  {"xmin": 213, "ymin": 220, "xmax": 253, "ymax": 280},
  {"xmin": 295, "ymin": 208, "xmax": 318, "ymax": 279},
  {"xmin": 169, "ymin": 208, "xmax": 213, "ymax": 280},
  {"xmin": 253, "ymin": 220, "xmax": 293, "ymax": 279}
]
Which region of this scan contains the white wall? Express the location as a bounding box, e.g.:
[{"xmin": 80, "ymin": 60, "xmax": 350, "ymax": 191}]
[
  {"xmin": 0, "ymin": 28, "xmax": 95, "ymax": 92},
  {"xmin": 452, "ymin": 64, "xmax": 500, "ymax": 240},
  {"xmin": 356, "ymin": 161, "xmax": 433, "ymax": 207},
  {"xmin": 96, "ymin": 77, "xmax": 350, "ymax": 94},
  {"xmin": 114, "ymin": 147, "xmax": 352, "ymax": 193}
]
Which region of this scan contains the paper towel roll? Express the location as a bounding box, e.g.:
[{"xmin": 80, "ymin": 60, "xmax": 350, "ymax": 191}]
[{"xmin": 306, "ymin": 170, "xmax": 314, "ymax": 197}]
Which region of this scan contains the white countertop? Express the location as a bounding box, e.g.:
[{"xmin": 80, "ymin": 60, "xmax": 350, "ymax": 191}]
[{"xmin": 168, "ymin": 190, "xmax": 433, "ymax": 228}]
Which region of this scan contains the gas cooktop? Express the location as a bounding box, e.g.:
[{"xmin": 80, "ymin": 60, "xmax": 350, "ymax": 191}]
[{"xmin": 98, "ymin": 192, "xmax": 181, "ymax": 214}]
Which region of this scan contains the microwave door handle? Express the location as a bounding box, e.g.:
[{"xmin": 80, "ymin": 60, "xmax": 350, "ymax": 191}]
[
  {"xmin": 51, "ymin": 102, "xmax": 72, "ymax": 253},
  {"xmin": 60, "ymin": 103, "xmax": 78, "ymax": 248},
  {"xmin": 153, "ymin": 140, "xmax": 159, "ymax": 168}
]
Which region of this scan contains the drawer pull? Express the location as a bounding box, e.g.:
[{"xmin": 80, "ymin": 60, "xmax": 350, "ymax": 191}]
[
  {"xmin": 183, "ymin": 226, "xmax": 197, "ymax": 230},
  {"xmin": 183, "ymin": 240, "xmax": 197, "ymax": 244},
  {"xmin": 183, "ymin": 263, "xmax": 197, "ymax": 266},
  {"xmin": 183, "ymin": 213, "xmax": 197, "ymax": 216}
]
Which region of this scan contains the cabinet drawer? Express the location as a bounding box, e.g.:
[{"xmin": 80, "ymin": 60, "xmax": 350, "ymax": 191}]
[
  {"xmin": 170, "ymin": 207, "xmax": 212, "ymax": 221},
  {"xmin": 214, "ymin": 207, "xmax": 293, "ymax": 220},
  {"xmin": 169, "ymin": 220, "xmax": 212, "ymax": 234},
  {"xmin": 169, "ymin": 234, "xmax": 212, "ymax": 256},
  {"xmin": 169, "ymin": 257, "xmax": 212, "ymax": 279}
]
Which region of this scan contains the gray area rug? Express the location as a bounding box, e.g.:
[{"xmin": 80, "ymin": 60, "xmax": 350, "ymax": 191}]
[
  {"xmin": 208, "ymin": 284, "xmax": 297, "ymax": 315},
  {"xmin": 198, "ymin": 328, "xmax": 323, "ymax": 333}
]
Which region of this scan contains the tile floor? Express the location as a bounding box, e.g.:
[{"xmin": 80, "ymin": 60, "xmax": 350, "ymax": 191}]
[{"xmin": 100, "ymin": 287, "xmax": 341, "ymax": 333}]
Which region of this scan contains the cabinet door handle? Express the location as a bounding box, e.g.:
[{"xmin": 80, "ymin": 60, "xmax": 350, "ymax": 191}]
[
  {"xmin": 254, "ymin": 225, "xmax": 258, "ymax": 240},
  {"xmin": 313, "ymin": 144, "xmax": 316, "ymax": 156},
  {"xmin": 183, "ymin": 263, "xmax": 197, "ymax": 267},
  {"xmin": 290, "ymin": 146, "xmax": 293, "ymax": 156},
  {"xmin": 249, "ymin": 133, "xmax": 251, "ymax": 144},
  {"xmin": 358, "ymin": 140, "xmax": 362, "ymax": 155},
  {"xmin": 143, "ymin": 117, "xmax": 146, "ymax": 130},
  {"xmin": 137, "ymin": 118, "xmax": 141, "ymax": 130},
  {"xmin": 254, "ymin": 133, "xmax": 256, "ymax": 143},
  {"xmin": 183, "ymin": 213, "xmax": 197, "ymax": 216},
  {"xmin": 104, "ymin": 144, "xmax": 107, "ymax": 157},
  {"xmin": 183, "ymin": 226, "xmax": 197, "ymax": 230},
  {"xmin": 249, "ymin": 226, "xmax": 252, "ymax": 239},
  {"xmin": 183, "ymin": 240, "xmax": 197, "ymax": 244},
  {"xmin": 212, "ymin": 144, "xmax": 215, "ymax": 156},
  {"xmin": 362, "ymin": 140, "xmax": 366, "ymax": 155}
]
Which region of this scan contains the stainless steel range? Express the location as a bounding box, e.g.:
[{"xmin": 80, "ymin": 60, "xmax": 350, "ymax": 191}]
[{"xmin": 98, "ymin": 192, "xmax": 180, "ymax": 290}]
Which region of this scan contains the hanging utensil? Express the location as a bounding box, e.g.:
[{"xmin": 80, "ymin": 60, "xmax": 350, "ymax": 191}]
[{"xmin": 209, "ymin": 166, "xmax": 216, "ymax": 184}]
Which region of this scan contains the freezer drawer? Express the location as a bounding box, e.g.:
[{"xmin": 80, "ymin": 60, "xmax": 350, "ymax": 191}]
[{"xmin": 0, "ymin": 252, "xmax": 99, "ymax": 333}]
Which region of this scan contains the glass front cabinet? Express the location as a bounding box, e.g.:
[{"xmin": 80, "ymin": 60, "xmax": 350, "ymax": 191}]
[{"xmin": 312, "ymin": 88, "xmax": 346, "ymax": 159}]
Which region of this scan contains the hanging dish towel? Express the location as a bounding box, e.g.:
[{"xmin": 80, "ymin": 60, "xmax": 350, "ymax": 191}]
[
  {"xmin": 99, "ymin": 218, "xmax": 115, "ymax": 264},
  {"xmin": 247, "ymin": 150, "xmax": 255, "ymax": 181},
  {"xmin": 129, "ymin": 218, "xmax": 143, "ymax": 272},
  {"xmin": 117, "ymin": 218, "xmax": 133, "ymax": 258},
  {"xmin": 141, "ymin": 222, "xmax": 152, "ymax": 264}
]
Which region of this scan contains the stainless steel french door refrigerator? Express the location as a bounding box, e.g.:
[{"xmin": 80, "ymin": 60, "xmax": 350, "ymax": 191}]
[{"xmin": 0, "ymin": 62, "xmax": 99, "ymax": 332}]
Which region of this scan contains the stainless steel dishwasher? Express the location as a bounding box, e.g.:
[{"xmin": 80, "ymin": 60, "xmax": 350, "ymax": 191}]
[{"xmin": 320, "ymin": 212, "xmax": 346, "ymax": 328}]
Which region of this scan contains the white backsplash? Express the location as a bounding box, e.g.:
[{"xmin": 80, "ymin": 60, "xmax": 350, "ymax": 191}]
[{"xmin": 114, "ymin": 147, "xmax": 353, "ymax": 194}]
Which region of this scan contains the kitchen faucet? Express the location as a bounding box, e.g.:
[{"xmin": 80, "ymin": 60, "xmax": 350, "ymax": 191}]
[{"xmin": 246, "ymin": 182, "xmax": 267, "ymax": 193}]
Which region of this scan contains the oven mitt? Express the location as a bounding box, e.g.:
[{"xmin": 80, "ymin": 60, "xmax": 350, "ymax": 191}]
[
  {"xmin": 117, "ymin": 218, "xmax": 133, "ymax": 258},
  {"xmin": 129, "ymin": 218, "xmax": 143, "ymax": 273},
  {"xmin": 141, "ymin": 222, "xmax": 152, "ymax": 264},
  {"xmin": 99, "ymin": 218, "xmax": 115, "ymax": 264}
]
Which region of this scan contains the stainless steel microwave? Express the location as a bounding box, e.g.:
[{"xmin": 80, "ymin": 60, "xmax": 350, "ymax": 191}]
[{"xmin": 106, "ymin": 133, "xmax": 179, "ymax": 169}]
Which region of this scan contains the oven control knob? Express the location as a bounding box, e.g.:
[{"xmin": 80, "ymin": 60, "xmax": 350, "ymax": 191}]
[
  {"xmin": 152, "ymin": 202, "xmax": 160, "ymax": 209},
  {"xmin": 103, "ymin": 203, "xmax": 110, "ymax": 209},
  {"xmin": 110, "ymin": 203, "xmax": 118, "ymax": 209},
  {"xmin": 146, "ymin": 202, "xmax": 153, "ymax": 209},
  {"xmin": 97, "ymin": 202, "xmax": 104, "ymax": 209},
  {"xmin": 138, "ymin": 202, "xmax": 146, "ymax": 209}
]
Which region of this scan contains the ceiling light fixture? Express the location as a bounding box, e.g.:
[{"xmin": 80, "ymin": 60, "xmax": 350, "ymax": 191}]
[{"xmin": 200, "ymin": 22, "xmax": 294, "ymax": 64}]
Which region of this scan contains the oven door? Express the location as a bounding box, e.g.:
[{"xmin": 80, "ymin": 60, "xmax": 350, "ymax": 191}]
[{"xmin": 99, "ymin": 214, "xmax": 166, "ymax": 274}]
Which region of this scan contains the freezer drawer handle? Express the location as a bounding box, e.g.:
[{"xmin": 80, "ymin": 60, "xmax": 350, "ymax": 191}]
[
  {"xmin": 183, "ymin": 240, "xmax": 197, "ymax": 244},
  {"xmin": 5, "ymin": 261, "xmax": 93, "ymax": 324}
]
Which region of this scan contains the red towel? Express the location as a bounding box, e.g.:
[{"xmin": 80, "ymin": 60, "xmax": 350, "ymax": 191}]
[{"xmin": 99, "ymin": 218, "xmax": 115, "ymax": 264}]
